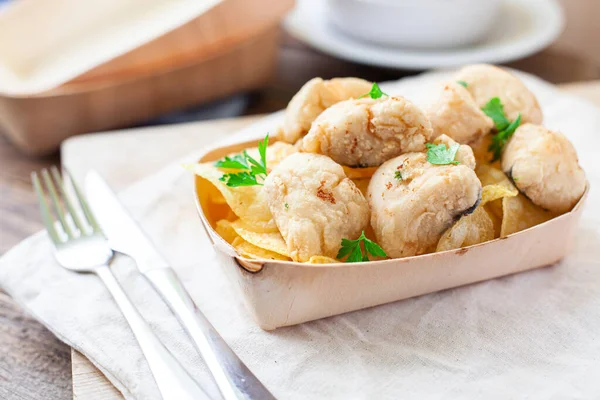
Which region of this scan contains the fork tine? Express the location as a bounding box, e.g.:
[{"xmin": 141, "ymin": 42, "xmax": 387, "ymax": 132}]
[
  {"xmin": 50, "ymin": 166, "xmax": 88, "ymax": 235},
  {"xmin": 64, "ymin": 169, "xmax": 102, "ymax": 233},
  {"xmin": 41, "ymin": 169, "xmax": 75, "ymax": 239},
  {"xmin": 31, "ymin": 172, "xmax": 62, "ymax": 245}
]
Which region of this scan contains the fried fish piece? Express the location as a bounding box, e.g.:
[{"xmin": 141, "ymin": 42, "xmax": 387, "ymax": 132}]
[
  {"xmin": 502, "ymin": 123, "xmax": 586, "ymax": 213},
  {"xmin": 278, "ymin": 77, "xmax": 373, "ymax": 144},
  {"xmin": 426, "ymin": 81, "xmax": 494, "ymax": 144},
  {"xmin": 301, "ymin": 96, "xmax": 433, "ymax": 167},
  {"xmin": 264, "ymin": 153, "xmax": 370, "ymax": 262},
  {"xmin": 368, "ymin": 149, "xmax": 481, "ymax": 258},
  {"xmin": 455, "ymin": 64, "xmax": 543, "ymax": 124}
]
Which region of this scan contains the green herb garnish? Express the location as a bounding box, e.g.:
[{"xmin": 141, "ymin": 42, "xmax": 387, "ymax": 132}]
[
  {"xmin": 456, "ymin": 80, "xmax": 468, "ymax": 88},
  {"xmin": 216, "ymin": 134, "xmax": 269, "ymax": 187},
  {"xmin": 394, "ymin": 170, "xmax": 402, "ymax": 181},
  {"xmin": 214, "ymin": 153, "xmax": 249, "ymax": 170},
  {"xmin": 426, "ymin": 143, "xmax": 460, "ymax": 165},
  {"xmin": 481, "ymin": 98, "xmax": 522, "ymax": 161},
  {"xmin": 336, "ymin": 230, "xmax": 387, "ymax": 262},
  {"xmin": 359, "ymin": 82, "xmax": 388, "ymax": 99},
  {"xmin": 284, "ymin": 203, "xmax": 289, "ymax": 210},
  {"xmin": 482, "ymin": 97, "xmax": 510, "ymax": 131},
  {"xmin": 488, "ymin": 114, "xmax": 521, "ymax": 162}
]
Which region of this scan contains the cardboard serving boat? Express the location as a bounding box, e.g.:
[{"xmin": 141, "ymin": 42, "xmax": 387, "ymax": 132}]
[{"xmin": 194, "ymin": 138, "xmax": 589, "ymax": 331}]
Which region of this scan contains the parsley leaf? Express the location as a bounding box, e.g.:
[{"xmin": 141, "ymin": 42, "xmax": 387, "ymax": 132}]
[
  {"xmin": 219, "ymin": 172, "xmax": 260, "ymax": 187},
  {"xmin": 456, "ymin": 80, "xmax": 468, "ymax": 88},
  {"xmin": 482, "ymin": 97, "xmax": 510, "ymax": 131},
  {"xmin": 214, "ymin": 154, "xmax": 249, "ymax": 170},
  {"xmin": 394, "ymin": 170, "xmax": 402, "ymax": 181},
  {"xmin": 258, "ymin": 135, "xmax": 268, "ymax": 169},
  {"xmin": 214, "ymin": 134, "xmax": 269, "ymax": 186},
  {"xmin": 336, "ymin": 231, "xmax": 387, "ymax": 263},
  {"xmin": 426, "ymin": 143, "xmax": 460, "ymax": 165},
  {"xmin": 359, "ymin": 82, "xmax": 388, "ymax": 99},
  {"xmin": 481, "ymin": 97, "xmax": 523, "ymax": 161},
  {"xmin": 488, "ymin": 114, "xmax": 521, "ymax": 162}
]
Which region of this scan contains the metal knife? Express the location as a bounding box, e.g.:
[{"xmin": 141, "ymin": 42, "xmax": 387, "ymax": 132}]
[{"xmin": 85, "ymin": 170, "xmax": 275, "ymax": 400}]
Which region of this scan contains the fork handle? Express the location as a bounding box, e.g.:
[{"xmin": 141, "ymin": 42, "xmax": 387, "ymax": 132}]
[
  {"xmin": 144, "ymin": 268, "xmax": 276, "ymax": 400},
  {"xmin": 95, "ymin": 265, "xmax": 209, "ymax": 400}
]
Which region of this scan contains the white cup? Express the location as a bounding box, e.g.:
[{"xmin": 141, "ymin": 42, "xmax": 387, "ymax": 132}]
[{"xmin": 326, "ymin": 0, "xmax": 502, "ymax": 49}]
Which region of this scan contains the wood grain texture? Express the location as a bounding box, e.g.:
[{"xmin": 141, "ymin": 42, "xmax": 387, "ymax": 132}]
[
  {"xmin": 0, "ymin": 292, "xmax": 72, "ymax": 400},
  {"xmin": 71, "ymin": 351, "xmax": 122, "ymax": 400}
]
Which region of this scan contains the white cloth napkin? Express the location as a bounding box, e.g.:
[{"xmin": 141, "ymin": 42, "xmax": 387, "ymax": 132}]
[{"xmin": 1, "ymin": 71, "xmax": 600, "ymax": 400}]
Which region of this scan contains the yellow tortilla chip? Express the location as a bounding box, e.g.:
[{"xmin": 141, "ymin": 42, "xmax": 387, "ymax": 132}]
[
  {"xmin": 501, "ymin": 194, "xmax": 557, "ymax": 237},
  {"xmin": 436, "ymin": 207, "xmax": 495, "ymax": 252},
  {"xmin": 232, "ymin": 237, "xmax": 290, "ymax": 261},
  {"xmin": 231, "ymin": 220, "xmax": 289, "ymax": 257}
]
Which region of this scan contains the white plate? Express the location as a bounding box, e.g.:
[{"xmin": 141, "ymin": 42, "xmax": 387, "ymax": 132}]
[{"xmin": 283, "ymin": 0, "xmax": 564, "ymax": 69}]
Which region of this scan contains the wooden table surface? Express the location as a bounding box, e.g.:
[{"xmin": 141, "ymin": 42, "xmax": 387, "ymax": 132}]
[{"xmin": 2, "ymin": 8, "xmax": 600, "ymax": 398}]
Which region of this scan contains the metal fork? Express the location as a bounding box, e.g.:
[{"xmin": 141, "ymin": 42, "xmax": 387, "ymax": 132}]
[{"xmin": 32, "ymin": 167, "xmax": 208, "ymax": 400}]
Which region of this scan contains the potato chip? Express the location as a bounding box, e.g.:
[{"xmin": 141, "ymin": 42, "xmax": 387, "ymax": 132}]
[
  {"xmin": 232, "ymin": 237, "xmax": 290, "ymax": 261},
  {"xmin": 481, "ymin": 184, "xmax": 518, "ymax": 206},
  {"xmin": 475, "ymin": 165, "xmax": 518, "ymax": 224},
  {"xmin": 351, "ymin": 178, "xmax": 371, "ymax": 197},
  {"xmin": 343, "ymin": 166, "xmax": 378, "ymax": 179},
  {"xmin": 501, "ymin": 194, "xmax": 557, "ymax": 237},
  {"xmin": 475, "ymin": 164, "xmax": 514, "ymax": 189},
  {"xmin": 485, "ymin": 205, "xmax": 502, "ymax": 237},
  {"xmin": 436, "ymin": 207, "xmax": 495, "ymax": 252},
  {"xmin": 187, "ymin": 163, "xmax": 277, "ymax": 230},
  {"xmin": 306, "ymin": 256, "xmax": 340, "ymax": 264},
  {"xmin": 231, "ymin": 220, "xmax": 289, "ymax": 257},
  {"xmin": 470, "ymin": 134, "xmax": 501, "ymax": 168},
  {"xmin": 215, "ymin": 219, "xmax": 239, "ymax": 244},
  {"xmin": 211, "ymin": 191, "xmax": 227, "ymax": 205}
]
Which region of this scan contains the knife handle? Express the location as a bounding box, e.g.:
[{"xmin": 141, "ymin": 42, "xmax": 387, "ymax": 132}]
[
  {"xmin": 144, "ymin": 268, "xmax": 276, "ymax": 400},
  {"xmin": 95, "ymin": 266, "xmax": 208, "ymax": 400}
]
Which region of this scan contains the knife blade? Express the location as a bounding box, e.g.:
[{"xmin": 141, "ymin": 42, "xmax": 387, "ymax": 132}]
[
  {"xmin": 84, "ymin": 172, "xmax": 170, "ymax": 272},
  {"xmin": 85, "ymin": 170, "xmax": 275, "ymax": 400}
]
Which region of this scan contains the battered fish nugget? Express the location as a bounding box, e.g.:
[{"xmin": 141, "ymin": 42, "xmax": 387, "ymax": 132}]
[
  {"xmin": 502, "ymin": 124, "xmax": 586, "ymax": 213},
  {"xmin": 368, "ymin": 149, "xmax": 481, "ymax": 258},
  {"xmin": 302, "ymin": 96, "xmax": 433, "ymax": 167},
  {"xmin": 426, "ymin": 81, "xmax": 494, "ymax": 144},
  {"xmin": 455, "ymin": 64, "xmax": 543, "ymax": 124},
  {"xmin": 279, "ymin": 77, "xmax": 373, "ymax": 144},
  {"xmin": 264, "ymin": 153, "xmax": 369, "ymax": 262}
]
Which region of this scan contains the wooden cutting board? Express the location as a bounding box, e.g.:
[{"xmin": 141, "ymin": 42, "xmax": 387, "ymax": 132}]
[{"xmin": 63, "ymin": 82, "xmax": 600, "ymax": 399}]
